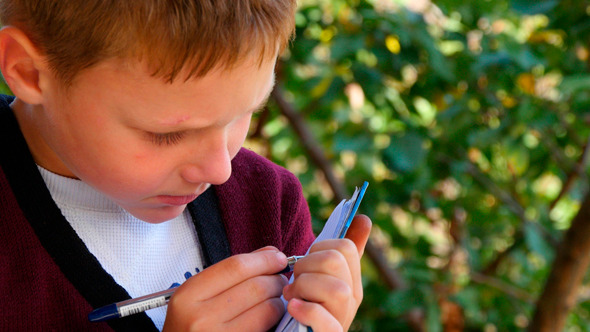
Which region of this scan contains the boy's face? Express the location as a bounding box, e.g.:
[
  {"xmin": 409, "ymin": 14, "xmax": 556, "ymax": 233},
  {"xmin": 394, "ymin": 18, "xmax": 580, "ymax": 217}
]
[{"xmin": 25, "ymin": 56, "xmax": 276, "ymax": 223}]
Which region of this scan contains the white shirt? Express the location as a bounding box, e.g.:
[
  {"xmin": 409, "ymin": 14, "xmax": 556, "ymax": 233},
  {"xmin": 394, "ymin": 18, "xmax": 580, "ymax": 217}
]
[{"xmin": 38, "ymin": 166, "xmax": 204, "ymax": 330}]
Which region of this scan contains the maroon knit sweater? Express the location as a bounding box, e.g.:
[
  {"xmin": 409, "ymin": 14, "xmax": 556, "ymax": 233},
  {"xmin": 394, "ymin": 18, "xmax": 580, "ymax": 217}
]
[{"xmin": 0, "ymin": 95, "xmax": 315, "ymax": 331}]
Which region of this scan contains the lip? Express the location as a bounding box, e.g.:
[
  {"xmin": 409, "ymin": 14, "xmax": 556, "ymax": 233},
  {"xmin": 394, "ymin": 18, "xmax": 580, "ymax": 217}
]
[{"xmin": 156, "ymin": 194, "xmax": 200, "ymax": 206}]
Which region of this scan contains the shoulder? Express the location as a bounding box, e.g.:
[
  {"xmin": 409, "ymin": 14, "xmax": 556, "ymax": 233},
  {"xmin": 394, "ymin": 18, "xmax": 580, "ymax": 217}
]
[
  {"xmin": 227, "ymin": 148, "xmax": 302, "ymax": 195},
  {"xmin": 215, "ymin": 148, "xmax": 314, "ymax": 255},
  {"xmin": 231, "ymin": 148, "xmax": 298, "ymax": 180}
]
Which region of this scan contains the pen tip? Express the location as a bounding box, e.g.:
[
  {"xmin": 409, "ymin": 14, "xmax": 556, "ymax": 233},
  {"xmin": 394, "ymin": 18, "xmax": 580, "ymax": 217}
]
[{"xmin": 88, "ymin": 304, "xmax": 119, "ymax": 322}]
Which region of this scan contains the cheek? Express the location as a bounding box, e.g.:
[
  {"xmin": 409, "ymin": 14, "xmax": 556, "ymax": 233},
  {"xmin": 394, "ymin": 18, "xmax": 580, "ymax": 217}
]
[
  {"xmin": 74, "ymin": 140, "xmax": 169, "ymax": 190},
  {"xmin": 80, "ymin": 154, "xmax": 169, "ymax": 199}
]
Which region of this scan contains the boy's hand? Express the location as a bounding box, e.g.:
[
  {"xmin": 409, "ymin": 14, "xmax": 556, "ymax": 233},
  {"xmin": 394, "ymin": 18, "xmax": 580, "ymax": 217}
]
[
  {"xmin": 283, "ymin": 215, "xmax": 372, "ymax": 331},
  {"xmin": 162, "ymin": 246, "xmax": 289, "ymax": 332}
]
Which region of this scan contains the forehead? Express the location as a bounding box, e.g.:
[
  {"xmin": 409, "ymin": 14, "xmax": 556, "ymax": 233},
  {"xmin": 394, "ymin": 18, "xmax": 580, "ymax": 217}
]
[{"xmin": 66, "ymin": 55, "xmax": 277, "ymax": 128}]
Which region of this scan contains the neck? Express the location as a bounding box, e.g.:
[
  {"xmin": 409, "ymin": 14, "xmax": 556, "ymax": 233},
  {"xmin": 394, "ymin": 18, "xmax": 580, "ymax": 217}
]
[{"xmin": 11, "ymin": 98, "xmax": 77, "ymax": 178}]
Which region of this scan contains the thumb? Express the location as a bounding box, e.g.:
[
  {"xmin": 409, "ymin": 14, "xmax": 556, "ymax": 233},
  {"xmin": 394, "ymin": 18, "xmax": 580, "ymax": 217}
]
[{"xmin": 345, "ymin": 214, "xmax": 372, "ymax": 256}]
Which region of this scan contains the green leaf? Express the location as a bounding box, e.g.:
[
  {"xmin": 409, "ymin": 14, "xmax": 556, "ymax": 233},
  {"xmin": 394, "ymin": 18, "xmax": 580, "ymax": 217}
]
[
  {"xmin": 473, "ymin": 52, "xmax": 513, "ymax": 73},
  {"xmin": 351, "ymin": 64, "xmax": 384, "ymax": 97},
  {"xmin": 383, "ymin": 132, "xmax": 426, "ymax": 173},
  {"xmin": 333, "ymin": 134, "xmax": 372, "ymax": 152},
  {"xmin": 331, "ymin": 35, "xmax": 366, "ymax": 60},
  {"xmin": 510, "ymin": 0, "xmax": 558, "ymax": 14},
  {"xmin": 560, "ymin": 75, "xmax": 590, "ymax": 97},
  {"xmin": 384, "ymin": 288, "xmax": 425, "ymax": 316},
  {"xmin": 524, "ymin": 222, "xmax": 553, "ymax": 260},
  {"xmin": 425, "ymin": 298, "xmax": 443, "ymax": 332}
]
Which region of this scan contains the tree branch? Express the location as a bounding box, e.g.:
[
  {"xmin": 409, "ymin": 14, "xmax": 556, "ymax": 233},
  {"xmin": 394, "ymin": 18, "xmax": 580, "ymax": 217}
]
[
  {"xmin": 464, "ymin": 161, "xmax": 558, "ymax": 247},
  {"xmin": 549, "ymin": 137, "xmax": 590, "ymax": 211},
  {"xmin": 481, "ymin": 233, "xmax": 524, "ymax": 275},
  {"xmin": 470, "ymin": 272, "xmax": 536, "ymax": 304}
]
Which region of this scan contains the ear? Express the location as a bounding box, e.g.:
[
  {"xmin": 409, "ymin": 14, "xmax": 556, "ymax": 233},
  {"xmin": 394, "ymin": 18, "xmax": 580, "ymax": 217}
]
[{"xmin": 0, "ymin": 26, "xmax": 46, "ymax": 105}]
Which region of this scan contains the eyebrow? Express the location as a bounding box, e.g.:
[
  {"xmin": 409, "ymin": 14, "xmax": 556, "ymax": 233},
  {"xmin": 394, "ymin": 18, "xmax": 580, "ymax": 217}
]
[{"xmin": 158, "ymin": 115, "xmax": 192, "ymax": 126}]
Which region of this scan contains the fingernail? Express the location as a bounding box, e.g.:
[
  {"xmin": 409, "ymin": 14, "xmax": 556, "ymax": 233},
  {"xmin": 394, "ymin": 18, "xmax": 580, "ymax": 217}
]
[
  {"xmin": 289, "ymin": 298, "xmax": 303, "ymax": 309},
  {"xmin": 254, "ymin": 245, "xmax": 277, "ymax": 253}
]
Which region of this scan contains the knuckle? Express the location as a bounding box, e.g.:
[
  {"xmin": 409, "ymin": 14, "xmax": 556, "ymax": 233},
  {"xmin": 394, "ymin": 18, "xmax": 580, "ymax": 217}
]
[
  {"xmin": 261, "ymin": 249, "xmax": 278, "ymax": 267},
  {"xmin": 166, "ymin": 292, "xmax": 181, "ymax": 309},
  {"xmin": 323, "ymin": 249, "xmax": 342, "ymax": 260},
  {"xmin": 166, "ymin": 290, "xmax": 191, "ymax": 314},
  {"xmin": 187, "ymin": 320, "xmax": 202, "ymax": 332},
  {"xmin": 321, "ymin": 249, "xmax": 346, "ymax": 270},
  {"xmin": 335, "ymin": 238, "xmax": 357, "ymax": 256},
  {"xmin": 247, "ymin": 275, "xmax": 284, "ymax": 299},
  {"xmin": 323, "ymin": 258, "xmax": 342, "ymax": 273},
  {"xmin": 247, "ymin": 276, "xmax": 269, "ymax": 298},
  {"xmin": 330, "ymin": 280, "xmax": 352, "ymax": 302},
  {"xmin": 226, "ymin": 255, "xmax": 249, "ymax": 275}
]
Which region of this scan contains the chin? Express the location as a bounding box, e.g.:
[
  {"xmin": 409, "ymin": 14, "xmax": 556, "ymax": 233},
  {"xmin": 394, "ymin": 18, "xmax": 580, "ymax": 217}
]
[{"xmin": 128, "ymin": 205, "xmax": 187, "ymax": 224}]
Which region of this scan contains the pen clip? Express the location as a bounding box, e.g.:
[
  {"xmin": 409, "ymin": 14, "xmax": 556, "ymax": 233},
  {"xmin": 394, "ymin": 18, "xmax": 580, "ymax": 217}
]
[{"xmin": 278, "ymin": 255, "xmax": 305, "ymax": 274}]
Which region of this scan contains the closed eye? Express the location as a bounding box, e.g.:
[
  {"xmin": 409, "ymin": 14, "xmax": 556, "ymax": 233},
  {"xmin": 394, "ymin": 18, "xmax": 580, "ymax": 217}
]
[{"xmin": 148, "ymin": 131, "xmax": 186, "ymax": 146}]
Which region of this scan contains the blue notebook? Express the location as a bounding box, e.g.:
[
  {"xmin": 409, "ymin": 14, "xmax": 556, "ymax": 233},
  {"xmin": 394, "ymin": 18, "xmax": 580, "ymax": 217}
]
[{"xmin": 275, "ymin": 181, "xmax": 369, "ymax": 332}]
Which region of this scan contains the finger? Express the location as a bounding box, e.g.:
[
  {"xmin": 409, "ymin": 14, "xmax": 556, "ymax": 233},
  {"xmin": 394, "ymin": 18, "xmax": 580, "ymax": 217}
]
[
  {"xmin": 164, "ymin": 273, "xmax": 287, "ymax": 331},
  {"xmin": 304, "ymin": 239, "xmax": 362, "ymax": 301},
  {"xmin": 291, "ymin": 247, "xmax": 353, "ymax": 286},
  {"xmin": 252, "ymin": 245, "xmax": 280, "ymax": 253},
  {"xmin": 283, "ymin": 273, "xmax": 352, "ymax": 324},
  {"xmin": 224, "ymin": 296, "xmax": 286, "ymax": 332},
  {"xmin": 288, "ymin": 298, "xmax": 343, "ymax": 332},
  {"xmin": 345, "ymin": 215, "xmax": 372, "ymax": 256},
  {"xmin": 174, "ymin": 249, "xmax": 288, "ymax": 301},
  {"xmin": 211, "ymin": 275, "xmax": 288, "ymax": 322}
]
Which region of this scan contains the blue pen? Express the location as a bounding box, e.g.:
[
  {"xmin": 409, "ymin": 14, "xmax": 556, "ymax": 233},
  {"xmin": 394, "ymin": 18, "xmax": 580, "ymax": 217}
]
[{"xmin": 88, "ymin": 255, "xmax": 305, "ymax": 322}]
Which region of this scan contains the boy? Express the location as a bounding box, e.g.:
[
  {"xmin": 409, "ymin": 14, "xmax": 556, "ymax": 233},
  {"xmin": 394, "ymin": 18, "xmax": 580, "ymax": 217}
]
[{"xmin": 0, "ymin": 0, "xmax": 371, "ymax": 331}]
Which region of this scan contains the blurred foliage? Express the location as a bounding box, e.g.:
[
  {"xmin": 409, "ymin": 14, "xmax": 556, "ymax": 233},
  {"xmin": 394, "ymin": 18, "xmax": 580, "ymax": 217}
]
[{"xmin": 247, "ymin": 0, "xmax": 590, "ymax": 330}]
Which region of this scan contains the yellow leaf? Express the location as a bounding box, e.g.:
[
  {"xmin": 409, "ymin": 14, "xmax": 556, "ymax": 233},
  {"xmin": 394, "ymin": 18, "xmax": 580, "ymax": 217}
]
[
  {"xmin": 385, "ymin": 35, "xmax": 401, "ymax": 54},
  {"xmin": 517, "ymin": 73, "xmax": 535, "ymax": 95},
  {"xmin": 501, "ymin": 96, "xmax": 518, "ymax": 108},
  {"xmin": 320, "ymin": 28, "xmax": 334, "ymax": 43},
  {"xmin": 310, "ymin": 76, "xmax": 333, "ymax": 98}
]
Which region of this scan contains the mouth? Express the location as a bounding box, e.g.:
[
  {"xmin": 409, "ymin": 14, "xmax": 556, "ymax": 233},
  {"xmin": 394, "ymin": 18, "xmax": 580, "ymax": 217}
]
[
  {"xmin": 156, "ymin": 194, "xmax": 200, "ymax": 206},
  {"xmin": 153, "ymin": 183, "xmax": 210, "ymax": 207}
]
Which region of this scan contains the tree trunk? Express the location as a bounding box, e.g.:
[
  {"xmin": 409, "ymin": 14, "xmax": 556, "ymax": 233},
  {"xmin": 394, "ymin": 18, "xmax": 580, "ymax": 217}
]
[{"xmin": 529, "ymin": 191, "xmax": 590, "ymax": 331}]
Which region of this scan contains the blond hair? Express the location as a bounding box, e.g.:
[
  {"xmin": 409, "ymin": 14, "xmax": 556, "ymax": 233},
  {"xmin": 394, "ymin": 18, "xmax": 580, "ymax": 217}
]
[{"xmin": 0, "ymin": 0, "xmax": 296, "ymax": 84}]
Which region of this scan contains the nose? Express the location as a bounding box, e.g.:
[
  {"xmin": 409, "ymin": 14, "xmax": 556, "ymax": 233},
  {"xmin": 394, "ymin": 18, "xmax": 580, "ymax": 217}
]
[{"xmin": 180, "ymin": 130, "xmax": 232, "ymax": 185}]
